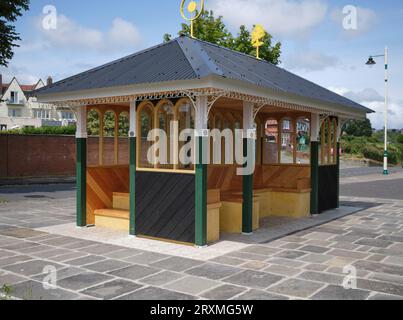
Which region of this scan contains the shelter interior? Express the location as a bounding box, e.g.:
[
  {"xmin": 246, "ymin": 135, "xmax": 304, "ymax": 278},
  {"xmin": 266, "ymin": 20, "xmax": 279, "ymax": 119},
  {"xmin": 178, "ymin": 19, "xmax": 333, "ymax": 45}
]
[{"xmin": 84, "ymin": 97, "xmax": 339, "ymax": 245}]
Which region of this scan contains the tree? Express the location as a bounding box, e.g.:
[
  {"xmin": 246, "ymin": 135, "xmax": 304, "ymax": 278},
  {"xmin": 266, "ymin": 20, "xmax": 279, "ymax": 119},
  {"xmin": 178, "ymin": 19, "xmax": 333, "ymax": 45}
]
[
  {"xmin": 0, "ymin": 0, "xmax": 30, "ymax": 67},
  {"xmin": 164, "ymin": 10, "xmax": 281, "ymax": 65},
  {"xmin": 343, "ymin": 119, "xmax": 373, "ymax": 137}
]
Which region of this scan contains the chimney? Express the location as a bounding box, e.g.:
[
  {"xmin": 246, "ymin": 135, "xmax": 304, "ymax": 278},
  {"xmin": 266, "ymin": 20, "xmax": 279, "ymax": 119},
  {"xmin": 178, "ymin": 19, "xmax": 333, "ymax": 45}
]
[{"xmin": 47, "ymin": 76, "xmax": 53, "ymax": 86}]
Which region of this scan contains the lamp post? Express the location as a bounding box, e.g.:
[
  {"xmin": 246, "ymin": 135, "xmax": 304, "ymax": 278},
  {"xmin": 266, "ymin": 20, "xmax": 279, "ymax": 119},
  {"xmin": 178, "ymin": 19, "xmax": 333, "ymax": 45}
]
[{"xmin": 366, "ymin": 47, "xmax": 389, "ymax": 175}]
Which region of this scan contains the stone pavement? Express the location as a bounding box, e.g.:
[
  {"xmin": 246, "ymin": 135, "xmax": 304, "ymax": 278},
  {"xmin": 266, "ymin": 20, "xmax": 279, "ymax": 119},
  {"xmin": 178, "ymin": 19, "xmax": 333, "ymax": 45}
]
[{"xmin": 0, "ymin": 183, "xmax": 403, "ymax": 300}]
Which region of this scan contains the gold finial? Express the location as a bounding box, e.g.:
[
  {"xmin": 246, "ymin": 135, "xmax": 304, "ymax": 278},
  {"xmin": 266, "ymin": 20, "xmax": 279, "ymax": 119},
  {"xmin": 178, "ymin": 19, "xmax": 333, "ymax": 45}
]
[
  {"xmin": 251, "ymin": 24, "xmax": 266, "ymax": 59},
  {"xmin": 180, "ymin": 0, "xmax": 205, "ymax": 38}
]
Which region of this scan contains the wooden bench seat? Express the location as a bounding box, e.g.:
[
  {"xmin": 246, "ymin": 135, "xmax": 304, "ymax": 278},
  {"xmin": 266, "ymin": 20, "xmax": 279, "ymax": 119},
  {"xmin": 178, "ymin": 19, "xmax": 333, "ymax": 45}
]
[
  {"xmin": 94, "ymin": 208, "xmax": 130, "ymax": 231},
  {"xmin": 94, "ymin": 209, "xmax": 129, "ymax": 219}
]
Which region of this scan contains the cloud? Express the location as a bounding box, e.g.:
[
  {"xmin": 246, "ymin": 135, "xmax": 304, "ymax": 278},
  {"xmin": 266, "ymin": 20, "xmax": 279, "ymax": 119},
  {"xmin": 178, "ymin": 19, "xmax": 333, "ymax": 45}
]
[
  {"xmin": 210, "ymin": 0, "xmax": 328, "ymax": 38},
  {"xmin": 328, "ymin": 87, "xmax": 403, "ymax": 129},
  {"xmin": 0, "ymin": 65, "xmax": 40, "ymax": 84},
  {"xmin": 285, "ymin": 51, "xmax": 339, "ymax": 72},
  {"xmin": 367, "ymin": 101, "xmax": 403, "ymax": 130},
  {"xmin": 338, "ymin": 88, "xmax": 384, "ymax": 103},
  {"xmin": 38, "ymin": 15, "xmax": 141, "ymax": 52},
  {"xmin": 330, "ymin": 6, "xmax": 377, "ymax": 37}
]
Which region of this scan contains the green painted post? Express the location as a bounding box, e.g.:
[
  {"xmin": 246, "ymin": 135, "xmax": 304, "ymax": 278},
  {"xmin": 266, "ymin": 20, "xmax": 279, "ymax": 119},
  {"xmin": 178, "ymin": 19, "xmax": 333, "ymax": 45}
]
[
  {"xmin": 310, "ymin": 141, "xmax": 319, "ymax": 215},
  {"xmin": 336, "ymin": 142, "xmax": 340, "ymax": 208},
  {"xmin": 76, "ymin": 138, "xmax": 87, "ymax": 227},
  {"xmin": 129, "ymin": 137, "xmax": 136, "ymax": 236},
  {"xmin": 242, "ymin": 138, "xmax": 254, "ymax": 234},
  {"xmin": 195, "ymin": 136, "xmax": 207, "ymax": 247}
]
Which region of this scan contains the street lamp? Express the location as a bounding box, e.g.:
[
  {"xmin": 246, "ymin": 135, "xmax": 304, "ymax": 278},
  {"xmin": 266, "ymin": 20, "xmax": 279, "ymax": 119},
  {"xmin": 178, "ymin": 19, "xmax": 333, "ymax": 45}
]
[{"xmin": 365, "ymin": 47, "xmax": 389, "ymax": 175}]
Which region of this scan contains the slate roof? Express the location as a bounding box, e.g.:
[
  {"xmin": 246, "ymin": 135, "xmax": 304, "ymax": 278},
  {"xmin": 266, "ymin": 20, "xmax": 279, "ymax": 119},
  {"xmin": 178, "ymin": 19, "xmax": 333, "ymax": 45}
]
[{"xmin": 35, "ymin": 35, "xmax": 373, "ymax": 113}]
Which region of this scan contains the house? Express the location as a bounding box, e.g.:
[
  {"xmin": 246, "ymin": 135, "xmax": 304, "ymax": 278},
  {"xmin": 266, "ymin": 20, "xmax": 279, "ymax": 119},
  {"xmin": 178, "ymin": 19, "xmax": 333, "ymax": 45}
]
[{"xmin": 0, "ymin": 74, "xmax": 76, "ymax": 131}]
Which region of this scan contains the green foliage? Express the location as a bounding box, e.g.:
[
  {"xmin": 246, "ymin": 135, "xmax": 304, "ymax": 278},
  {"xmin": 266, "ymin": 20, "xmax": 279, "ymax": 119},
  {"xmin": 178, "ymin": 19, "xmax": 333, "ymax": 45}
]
[
  {"xmin": 396, "ymin": 134, "xmax": 403, "ymax": 145},
  {"xmin": 87, "ymin": 110, "xmax": 129, "ymax": 137},
  {"xmin": 0, "ymin": 125, "xmax": 76, "ymax": 135},
  {"xmin": 341, "ymin": 134, "xmax": 402, "ymax": 165},
  {"xmin": 164, "ymin": 10, "xmax": 281, "ymax": 65},
  {"xmin": 341, "ymin": 136, "xmax": 367, "ymax": 155},
  {"xmin": 343, "ymin": 119, "xmax": 373, "ymax": 137},
  {"xmin": 1, "ymin": 284, "xmax": 13, "ymax": 300},
  {"xmin": 0, "ymin": 0, "xmax": 30, "ymax": 67}
]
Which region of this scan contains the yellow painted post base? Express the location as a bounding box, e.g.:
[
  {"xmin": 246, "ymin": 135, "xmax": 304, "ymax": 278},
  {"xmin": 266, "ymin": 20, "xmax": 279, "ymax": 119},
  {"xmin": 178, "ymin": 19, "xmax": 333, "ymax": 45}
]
[
  {"xmin": 220, "ymin": 199, "xmax": 260, "ymax": 234},
  {"xmin": 255, "ymin": 190, "xmax": 271, "ymax": 218},
  {"xmin": 207, "ymin": 203, "xmax": 221, "ymax": 244},
  {"xmin": 94, "ymin": 215, "xmax": 130, "ymax": 231}
]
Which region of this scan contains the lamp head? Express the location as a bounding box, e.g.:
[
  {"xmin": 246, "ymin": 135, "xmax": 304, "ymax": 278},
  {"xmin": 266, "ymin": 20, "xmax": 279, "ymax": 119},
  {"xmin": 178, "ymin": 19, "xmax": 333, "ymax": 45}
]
[{"xmin": 366, "ymin": 56, "xmax": 376, "ymax": 66}]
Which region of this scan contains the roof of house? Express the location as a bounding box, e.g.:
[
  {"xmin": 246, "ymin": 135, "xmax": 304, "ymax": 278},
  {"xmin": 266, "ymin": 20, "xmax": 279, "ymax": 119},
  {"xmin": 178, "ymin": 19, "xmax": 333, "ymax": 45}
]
[
  {"xmin": 35, "ymin": 35, "xmax": 373, "ymax": 113},
  {"xmin": 1, "ymin": 78, "xmax": 42, "ymax": 99}
]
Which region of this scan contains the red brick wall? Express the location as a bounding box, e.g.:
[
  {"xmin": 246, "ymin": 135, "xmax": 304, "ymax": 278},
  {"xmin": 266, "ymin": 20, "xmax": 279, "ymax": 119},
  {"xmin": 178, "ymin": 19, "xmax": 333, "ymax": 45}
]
[
  {"xmin": 0, "ymin": 135, "xmax": 130, "ymax": 178},
  {"xmin": 0, "ymin": 135, "xmax": 76, "ymax": 178}
]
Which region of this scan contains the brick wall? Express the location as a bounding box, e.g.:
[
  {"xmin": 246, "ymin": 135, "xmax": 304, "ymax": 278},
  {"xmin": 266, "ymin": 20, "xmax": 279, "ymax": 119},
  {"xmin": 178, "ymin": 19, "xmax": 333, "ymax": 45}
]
[
  {"xmin": 0, "ymin": 134, "xmax": 76, "ymax": 178},
  {"xmin": 0, "ymin": 135, "xmax": 129, "ymax": 178}
]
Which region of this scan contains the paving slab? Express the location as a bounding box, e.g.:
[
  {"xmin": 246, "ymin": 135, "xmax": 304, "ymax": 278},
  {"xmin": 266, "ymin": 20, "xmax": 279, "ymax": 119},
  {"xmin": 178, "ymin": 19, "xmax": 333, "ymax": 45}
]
[
  {"xmin": 108, "ymin": 264, "xmax": 160, "ymax": 281},
  {"xmin": 353, "ymin": 260, "xmax": 403, "ymax": 276},
  {"xmin": 81, "ymin": 279, "xmax": 143, "ymax": 300},
  {"xmin": 124, "ymin": 252, "xmax": 170, "ymax": 265},
  {"xmin": 57, "ymin": 272, "xmax": 114, "ymax": 291},
  {"xmin": 150, "ymin": 257, "xmax": 203, "ymax": 272},
  {"xmin": 357, "ymin": 278, "xmax": 403, "ymax": 296},
  {"xmin": 268, "ymin": 278, "xmax": 324, "ymax": 298},
  {"xmin": 139, "ymin": 271, "xmax": 185, "ymax": 286},
  {"xmin": 64, "ymin": 255, "xmax": 106, "ymax": 266},
  {"xmin": 299, "ymin": 245, "xmax": 331, "ymax": 254},
  {"xmin": 117, "ymin": 286, "xmax": 196, "ymax": 300},
  {"xmin": 10, "ymin": 280, "xmax": 80, "ymax": 300},
  {"xmin": 164, "ymin": 276, "xmax": 220, "ymax": 295},
  {"xmin": 201, "ymin": 284, "xmax": 247, "ymax": 300},
  {"xmin": 185, "ymin": 263, "xmax": 242, "ymax": 280},
  {"xmin": 355, "ymin": 238, "xmax": 393, "ymax": 248},
  {"xmin": 3, "ymin": 259, "xmax": 64, "ymax": 277},
  {"xmin": 369, "ymin": 293, "xmax": 403, "ymax": 300},
  {"xmin": 84, "ymin": 259, "xmax": 132, "ymax": 273},
  {"xmin": 298, "ymin": 271, "xmax": 344, "ymax": 285},
  {"xmin": 235, "ymin": 289, "xmax": 289, "ymax": 300},
  {"xmin": 0, "ymin": 255, "xmax": 33, "ymax": 267},
  {"xmin": 312, "ymin": 285, "xmax": 371, "ymax": 300},
  {"xmin": 224, "ymin": 270, "xmax": 283, "ymax": 290},
  {"xmin": 32, "ymin": 266, "xmax": 85, "ymax": 282},
  {"xmin": 0, "ymin": 272, "xmax": 27, "ymax": 286}
]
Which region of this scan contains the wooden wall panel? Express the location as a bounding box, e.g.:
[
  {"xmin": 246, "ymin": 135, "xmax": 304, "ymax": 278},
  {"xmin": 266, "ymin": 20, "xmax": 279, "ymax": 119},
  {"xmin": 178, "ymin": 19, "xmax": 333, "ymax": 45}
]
[
  {"xmin": 207, "ymin": 165, "xmax": 243, "ymax": 192},
  {"xmin": 207, "ymin": 165, "xmax": 310, "ymax": 193},
  {"xmin": 86, "ymin": 166, "xmax": 130, "ymax": 224},
  {"xmin": 256, "ymin": 165, "xmax": 310, "ymax": 190},
  {"xmin": 136, "ymin": 171, "xmax": 195, "ymax": 244},
  {"xmin": 318, "ymin": 165, "xmax": 338, "ymax": 212}
]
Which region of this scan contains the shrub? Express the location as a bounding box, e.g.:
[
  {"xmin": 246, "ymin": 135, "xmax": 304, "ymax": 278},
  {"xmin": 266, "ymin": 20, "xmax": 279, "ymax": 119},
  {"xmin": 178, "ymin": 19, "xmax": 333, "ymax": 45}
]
[
  {"xmin": 1, "ymin": 125, "xmax": 76, "ymax": 136},
  {"xmin": 362, "ymin": 145, "xmax": 399, "ymax": 165}
]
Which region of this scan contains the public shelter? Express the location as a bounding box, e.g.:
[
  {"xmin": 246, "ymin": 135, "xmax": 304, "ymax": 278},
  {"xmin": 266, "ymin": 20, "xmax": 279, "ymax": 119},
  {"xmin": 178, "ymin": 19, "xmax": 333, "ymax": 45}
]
[{"xmin": 36, "ymin": 36, "xmax": 373, "ymax": 247}]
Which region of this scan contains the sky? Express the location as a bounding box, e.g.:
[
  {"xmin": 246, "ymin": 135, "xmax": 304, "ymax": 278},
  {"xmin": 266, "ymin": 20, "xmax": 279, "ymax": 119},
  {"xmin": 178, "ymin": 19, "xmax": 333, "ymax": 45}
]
[{"xmin": 1, "ymin": 0, "xmax": 403, "ymax": 129}]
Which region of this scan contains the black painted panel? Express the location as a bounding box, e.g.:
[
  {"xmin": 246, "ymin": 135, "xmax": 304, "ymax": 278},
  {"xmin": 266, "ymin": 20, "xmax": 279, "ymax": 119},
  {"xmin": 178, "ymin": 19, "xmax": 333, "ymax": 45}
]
[
  {"xmin": 136, "ymin": 171, "xmax": 195, "ymax": 243},
  {"xmin": 318, "ymin": 165, "xmax": 338, "ymax": 213}
]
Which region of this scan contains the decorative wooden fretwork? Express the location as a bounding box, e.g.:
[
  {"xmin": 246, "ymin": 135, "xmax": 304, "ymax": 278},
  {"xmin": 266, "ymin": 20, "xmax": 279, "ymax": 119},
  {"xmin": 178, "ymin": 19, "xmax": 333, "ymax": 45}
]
[{"xmin": 50, "ymin": 87, "xmax": 364, "ymax": 120}]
